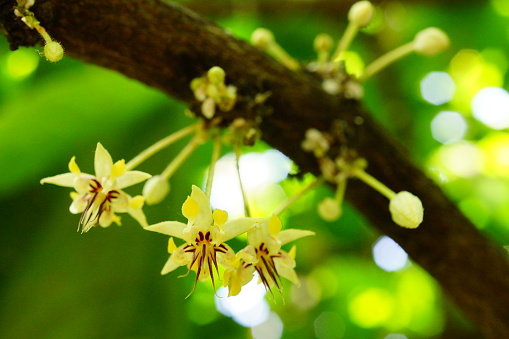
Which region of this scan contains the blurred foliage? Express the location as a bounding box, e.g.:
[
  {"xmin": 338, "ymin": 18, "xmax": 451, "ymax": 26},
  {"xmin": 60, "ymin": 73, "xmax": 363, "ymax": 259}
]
[{"xmin": 1, "ymin": 0, "xmax": 509, "ymax": 338}]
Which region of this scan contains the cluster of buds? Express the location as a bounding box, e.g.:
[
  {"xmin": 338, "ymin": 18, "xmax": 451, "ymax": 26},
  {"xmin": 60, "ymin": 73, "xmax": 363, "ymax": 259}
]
[
  {"xmin": 307, "ymin": 1, "xmax": 449, "ymax": 97},
  {"xmin": 302, "ymin": 127, "xmax": 424, "ymax": 229},
  {"xmin": 14, "ymin": 0, "xmax": 64, "ymax": 62},
  {"xmin": 190, "ymin": 66, "xmax": 237, "ymax": 119}
]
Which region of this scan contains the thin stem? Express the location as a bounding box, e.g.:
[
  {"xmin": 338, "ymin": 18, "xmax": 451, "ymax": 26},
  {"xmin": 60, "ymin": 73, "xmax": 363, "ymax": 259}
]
[
  {"xmin": 332, "ymin": 22, "xmax": 358, "ymax": 62},
  {"xmin": 126, "ymin": 123, "xmax": 198, "ymax": 170},
  {"xmin": 161, "ymin": 135, "xmax": 202, "ymax": 180},
  {"xmin": 353, "ymin": 169, "xmax": 396, "ymax": 200},
  {"xmin": 234, "ymin": 143, "xmax": 251, "ymax": 217},
  {"xmin": 358, "ymin": 42, "xmax": 415, "ymax": 82},
  {"xmin": 206, "ymin": 135, "xmax": 222, "ymax": 198},
  {"xmin": 267, "ymin": 44, "xmax": 300, "ymax": 71},
  {"xmin": 274, "ymin": 177, "xmax": 325, "ymax": 216},
  {"xmin": 335, "ymin": 177, "xmax": 347, "ymax": 203}
]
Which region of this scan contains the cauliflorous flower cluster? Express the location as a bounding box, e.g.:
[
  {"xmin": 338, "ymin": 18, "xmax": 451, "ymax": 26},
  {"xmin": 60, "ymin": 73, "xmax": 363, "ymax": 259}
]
[{"xmin": 39, "ymin": 0, "xmax": 444, "ymax": 299}]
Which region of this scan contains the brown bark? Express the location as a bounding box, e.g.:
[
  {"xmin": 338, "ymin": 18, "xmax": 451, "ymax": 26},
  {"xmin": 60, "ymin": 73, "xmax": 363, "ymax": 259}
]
[{"xmin": 1, "ymin": 0, "xmax": 508, "ymax": 337}]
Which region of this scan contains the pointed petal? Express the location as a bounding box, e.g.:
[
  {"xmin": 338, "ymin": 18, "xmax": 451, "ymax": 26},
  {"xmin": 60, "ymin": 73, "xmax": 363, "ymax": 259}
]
[
  {"xmin": 276, "ymin": 262, "xmax": 300, "ymax": 285},
  {"xmin": 190, "ymin": 185, "xmax": 212, "ymax": 228},
  {"xmin": 145, "ymin": 221, "xmax": 186, "ymax": 238},
  {"xmin": 40, "ymin": 173, "xmax": 77, "ymax": 187},
  {"xmin": 223, "ymin": 217, "xmax": 264, "ymax": 241},
  {"xmin": 275, "ymin": 252, "xmax": 300, "ymax": 285},
  {"xmin": 128, "ymin": 207, "xmax": 148, "ymax": 227},
  {"xmin": 94, "ymin": 142, "xmax": 113, "ymax": 179},
  {"xmin": 116, "ymin": 171, "xmax": 151, "ymax": 189},
  {"xmin": 278, "ymin": 229, "xmax": 315, "ymax": 246},
  {"xmin": 70, "ymin": 195, "xmax": 86, "ymax": 214},
  {"xmin": 247, "ymin": 219, "xmax": 270, "ymax": 247},
  {"xmin": 161, "ymin": 254, "xmax": 181, "ymax": 275}
]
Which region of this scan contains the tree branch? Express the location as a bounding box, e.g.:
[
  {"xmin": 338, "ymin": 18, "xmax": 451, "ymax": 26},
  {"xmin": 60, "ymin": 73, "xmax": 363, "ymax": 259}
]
[{"xmin": 1, "ymin": 0, "xmax": 508, "ymax": 337}]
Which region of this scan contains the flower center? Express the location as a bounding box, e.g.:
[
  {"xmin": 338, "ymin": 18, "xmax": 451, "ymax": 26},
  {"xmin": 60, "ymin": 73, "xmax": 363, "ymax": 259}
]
[
  {"xmin": 78, "ymin": 179, "xmax": 120, "ymax": 232},
  {"xmin": 181, "ymin": 231, "xmax": 229, "ymax": 295},
  {"xmin": 254, "ymin": 242, "xmax": 283, "ymax": 293}
]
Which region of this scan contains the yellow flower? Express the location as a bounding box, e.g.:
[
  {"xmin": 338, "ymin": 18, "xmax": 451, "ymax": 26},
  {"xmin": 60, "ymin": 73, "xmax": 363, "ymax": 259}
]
[
  {"xmin": 41, "ymin": 143, "xmax": 151, "ymax": 232},
  {"xmin": 145, "ymin": 185, "xmax": 261, "ymax": 295},
  {"xmin": 226, "ymin": 215, "xmax": 314, "ymax": 296}
]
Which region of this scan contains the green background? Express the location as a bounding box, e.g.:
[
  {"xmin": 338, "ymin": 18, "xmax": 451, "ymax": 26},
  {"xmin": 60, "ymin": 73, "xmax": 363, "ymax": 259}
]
[{"xmin": 1, "ymin": 0, "xmax": 509, "ymax": 338}]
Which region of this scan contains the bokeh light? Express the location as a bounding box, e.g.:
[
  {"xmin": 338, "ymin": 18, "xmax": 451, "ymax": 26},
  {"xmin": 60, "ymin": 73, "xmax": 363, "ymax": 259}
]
[
  {"xmin": 420, "ymin": 72, "xmax": 456, "ymax": 105},
  {"xmin": 210, "ymin": 150, "xmax": 292, "ymax": 217},
  {"xmin": 491, "ymin": 0, "xmax": 509, "ymax": 17},
  {"xmin": 434, "ymin": 141, "xmax": 483, "ymax": 178},
  {"xmin": 252, "ymin": 312, "xmax": 284, "ymax": 339},
  {"xmin": 472, "ymin": 87, "xmax": 509, "ymax": 129},
  {"xmin": 4, "ymin": 49, "xmax": 39, "ymax": 80},
  {"xmin": 430, "ymin": 111, "xmax": 467, "ymax": 144},
  {"xmin": 215, "ymin": 276, "xmax": 270, "ymax": 327},
  {"xmin": 314, "ymin": 312, "xmax": 345, "ymax": 339},
  {"xmin": 348, "ymin": 288, "xmax": 395, "ymax": 328},
  {"xmin": 372, "ymin": 236, "xmax": 409, "ymax": 272}
]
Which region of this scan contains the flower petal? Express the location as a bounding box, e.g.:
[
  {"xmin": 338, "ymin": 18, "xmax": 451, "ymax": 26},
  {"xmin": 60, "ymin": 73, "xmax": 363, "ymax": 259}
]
[
  {"xmin": 94, "ymin": 142, "xmax": 113, "ymax": 180},
  {"xmin": 116, "ymin": 171, "xmax": 151, "ymax": 189},
  {"xmin": 278, "ymin": 229, "xmax": 315, "ymax": 246},
  {"xmin": 40, "ymin": 173, "xmax": 77, "ymax": 187},
  {"xmin": 161, "ymin": 254, "xmax": 181, "ymax": 275},
  {"xmin": 274, "ymin": 251, "xmax": 300, "ymax": 285},
  {"xmin": 145, "ymin": 221, "xmax": 186, "ymax": 238},
  {"xmin": 189, "ymin": 185, "xmax": 213, "ymax": 228},
  {"xmin": 128, "ymin": 206, "xmax": 148, "ymax": 227},
  {"xmin": 223, "ymin": 217, "xmax": 264, "ymax": 241}
]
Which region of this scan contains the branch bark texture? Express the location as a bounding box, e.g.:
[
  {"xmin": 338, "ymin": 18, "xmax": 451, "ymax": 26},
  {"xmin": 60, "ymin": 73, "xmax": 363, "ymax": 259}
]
[{"xmin": 1, "ymin": 0, "xmax": 508, "ymax": 337}]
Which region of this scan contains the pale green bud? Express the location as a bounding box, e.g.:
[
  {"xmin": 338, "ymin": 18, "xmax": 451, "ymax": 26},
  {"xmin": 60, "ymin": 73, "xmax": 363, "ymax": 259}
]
[
  {"xmin": 44, "ymin": 41, "xmax": 64, "ymax": 62},
  {"xmin": 389, "ymin": 191, "xmax": 423, "ymax": 229},
  {"xmin": 251, "ymin": 28, "xmax": 275, "ymax": 49},
  {"xmin": 413, "ymin": 27, "xmax": 450, "ymax": 56},
  {"xmin": 348, "ymin": 1, "xmax": 375, "ymax": 28},
  {"xmin": 314, "ymin": 33, "xmax": 334, "ymax": 52},
  {"xmin": 318, "ymin": 197, "xmax": 342, "ymax": 221},
  {"xmin": 143, "ymin": 175, "xmax": 170, "ymax": 205},
  {"xmin": 207, "ymin": 66, "xmax": 225, "ymax": 84}
]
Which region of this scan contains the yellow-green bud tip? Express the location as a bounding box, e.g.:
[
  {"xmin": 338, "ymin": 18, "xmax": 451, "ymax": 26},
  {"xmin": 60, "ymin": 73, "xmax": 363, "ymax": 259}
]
[
  {"xmin": 207, "ymin": 66, "xmax": 226, "ymax": 84},
  {"xmin": 389, "ymin": 191, "xmax": 423, "ymax": 229},
  {"xmin": 44, "ymin": 41, "xmax": 64, "ymax": 63},
  {"xmin": 314, "ymin": 33, "xmax": 334, "ymax": 52},
  {"xmin": 251, "ymin": 28, "xmax": 275, "ymax": 49},
  {"xmin": 348, "ymin": 1, "xmax": 375, "ymax": 28},
  {"xmin": 413, "ymin": 27, "xmax": 450, "ymax": 56},
  {"xmin": 318, "ymin": 197, "xmax": 342, "ymax": 222},
  {"xmin": 142, "ymin": 175, "xmax": 170, "ymax": 205}
]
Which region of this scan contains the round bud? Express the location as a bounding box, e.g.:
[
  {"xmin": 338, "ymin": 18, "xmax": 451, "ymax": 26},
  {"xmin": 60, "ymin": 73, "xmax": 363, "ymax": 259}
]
[
  {"xmin": 251, "ymin": 28, "xmax": 275, "ymax": 49},
  {"xmin": 44, "ymin": 41, "xmax": 64, "ymax": 63},
  {"xmin": 207, "ymin": 66, "xmax": 226, "ymax": 84},
  {"xmin": 389, "ymin": 191, "xmax": 423, "ymax": 229},
  {"xmin": 143, "ymin": 175, "xmax": 170, "ymax": 205},
  {"xmin": 348, "ymin": 1, "xmax": 375, "ymax": 28},
  {"xmin": 318, "ymin": 197, "xmax": 342, "ymax": 222},
  {"xmin": 314, "ymin": 33, "xmax": 334, "ymax": 52},
  {"xmin": 413, "ymin": 27, "xmax": 450, "ymax": 56}
]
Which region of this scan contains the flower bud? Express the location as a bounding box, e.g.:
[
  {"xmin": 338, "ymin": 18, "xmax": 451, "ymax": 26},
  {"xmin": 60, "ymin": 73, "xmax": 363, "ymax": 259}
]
[
  {"xmin": 348, "ymin": 1, "xmax": 375, "ymax": 28},
  {"xmin": 143, "ymin": 175, "xmax": 170, "ymax": 205},
  {"xmin": 314, "ymin": 33, "xmax": 334, "ymax": 52},
  {"xmin": 44, "ymin": 41, "xmax": 64, "ymax": 63},
  {"xmin": 389, "ymin": 191, "xmax": 423, "ymax": 229},
  {"xmin": 318, "ymin": 197, "xmax": 342, "ymax": 221},
  {"xmin": 413, "ymin": 27, "xmax": 450, "ymax": 56},
  {"xmin": 251, "ymin": 28, "xmax": 275, "ymax": 49},
  {"xmin": 207, "ymin": 66, "xmax": 226, "ymax": 84}
]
